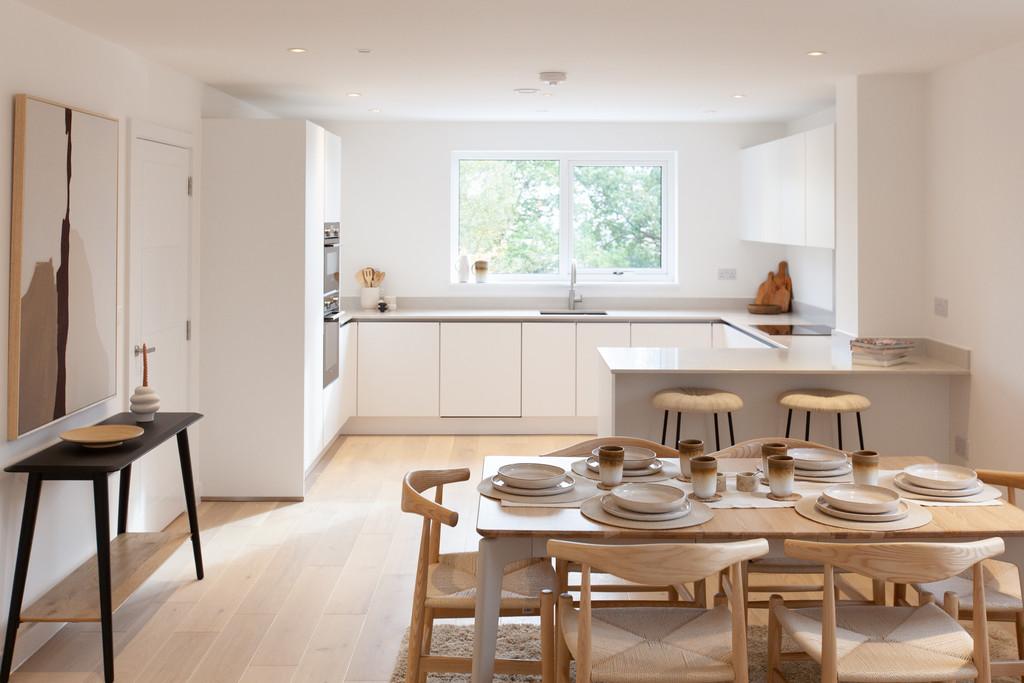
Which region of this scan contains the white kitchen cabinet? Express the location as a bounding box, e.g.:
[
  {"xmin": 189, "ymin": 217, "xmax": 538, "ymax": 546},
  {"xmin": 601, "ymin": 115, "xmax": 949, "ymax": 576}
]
[
  {"xmin": 712, "ymin": 323, "xmax": 770, "ymax": 348},
  {"xmin": 522, "ymin": 323, "xmax": 576, "ymax": 417},
  {"xmin": 805, "ymin": 124, "xmax": 836, "ymax": 249},
  {"xmin": 576, "ymin": 323, "xmax": 630, "ymax": 417},
  {"xmin": 322, "ymin": 371, "xmax": 342, "ymax": 449},
  {"xmin": 358, "ymin": 322, "xmax": 439, "ymax": 416},
  {"xmin": 339, "ymin": 321, "xmax": 358, "ymax": 424},
  {"xmin": 630, "ymin": 323, "xmax": 713, "ymax": 349},
  {"xmin": 740, "ymin": 138, "xmax": 781, "ymax": 242},
  {"xmin": 323, "ymin": 131, "xmax": 341, "ymax": 224},
  {"xmin": 778, "ymin": 133, "xmax": 806, "ymax": 246},
  {"xmin": 440, "ymin": 323, "xmax": 522, "ymax": 417}
]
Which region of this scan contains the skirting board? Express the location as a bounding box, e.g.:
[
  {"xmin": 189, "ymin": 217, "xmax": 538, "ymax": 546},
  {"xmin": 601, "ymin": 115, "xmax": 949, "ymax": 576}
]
[
  {"xmin": 202, "ymin": 496, "xmax": 304, "ymax": 502},
  {"xmin": 342, "ymin": 416, "xmax": 596, "ymax": 435}
]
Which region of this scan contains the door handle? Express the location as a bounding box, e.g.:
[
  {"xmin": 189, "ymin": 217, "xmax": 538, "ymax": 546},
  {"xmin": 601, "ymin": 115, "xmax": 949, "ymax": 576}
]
[{"xmin": 133, "ymin": 345, "xmax": 157, "ymax": 356}]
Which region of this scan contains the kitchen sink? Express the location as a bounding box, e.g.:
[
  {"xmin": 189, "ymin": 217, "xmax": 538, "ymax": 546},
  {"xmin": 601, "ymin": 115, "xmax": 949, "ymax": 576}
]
[{"xmin": 539, "ymin": 310, "xmax": 608, "ymax": 315}]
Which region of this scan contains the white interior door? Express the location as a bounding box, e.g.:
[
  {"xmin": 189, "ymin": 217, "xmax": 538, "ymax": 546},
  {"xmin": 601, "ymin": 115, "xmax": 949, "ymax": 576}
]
[{"xmin": 128, "ymin": 131, "xmax": 193, "ymax": 531}]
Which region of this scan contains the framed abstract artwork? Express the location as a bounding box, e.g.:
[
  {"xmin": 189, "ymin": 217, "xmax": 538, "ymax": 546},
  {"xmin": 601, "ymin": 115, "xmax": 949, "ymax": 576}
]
[{"xmin": 8, "ymin": 95, "xmax": 119, "ymax": 438}]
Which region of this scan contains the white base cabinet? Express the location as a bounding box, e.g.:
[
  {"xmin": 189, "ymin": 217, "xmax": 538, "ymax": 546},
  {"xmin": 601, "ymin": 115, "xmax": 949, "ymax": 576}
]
[
  {"xmin": 440, "ymin": 323, "xmax": 522, "ymax": 417},
  {"xmin": 358, "ymin": 322, "xmax": 439, "ymax": 417},
  {"xmin": 712, "ymin": 323, "xmax": 769, "ymax": 348},
  {"xmin": 576, "ymin": 323, "xmax": 631, "ymax": 417},
  {"xmin": 630, "ymin": 323, "xmax": 713, "ymax": 349},
  {"xmin": 522, "ymin": 323, "xmax": 576, "ymax": 417}
]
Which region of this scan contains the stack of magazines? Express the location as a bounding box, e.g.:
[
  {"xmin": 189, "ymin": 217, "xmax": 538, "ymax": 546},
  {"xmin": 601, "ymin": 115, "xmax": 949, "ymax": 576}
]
[{"xmin": 850, "ymin": 337, "xmax": 916, "ymax": 367}]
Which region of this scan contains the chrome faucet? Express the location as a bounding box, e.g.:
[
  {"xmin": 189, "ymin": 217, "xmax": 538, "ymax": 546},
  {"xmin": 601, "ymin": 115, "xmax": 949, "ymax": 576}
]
[{"xmin": 568, "ymin": 261, "xmax": 582, "ymax": 310}]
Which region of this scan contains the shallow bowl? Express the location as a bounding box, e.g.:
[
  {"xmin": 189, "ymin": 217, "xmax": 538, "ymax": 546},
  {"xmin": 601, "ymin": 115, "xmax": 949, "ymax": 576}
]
[
  {"xmin": 592, "ymin": 446, "xmax": 657, "ymax": 470},
  {"xmin": 821, "ymin": 484, "xmax": 900, "ymax": 514},
  {"xmin": 496, "ymin": 463, "xmax": 567, "ymax": 489},
  {"xmin": 903, "ymin": 463, "xmax": 978, "ymax": 491},
  {"xmin": 610, "ymin": 483, "xmax": 687, "ymax": 514}
]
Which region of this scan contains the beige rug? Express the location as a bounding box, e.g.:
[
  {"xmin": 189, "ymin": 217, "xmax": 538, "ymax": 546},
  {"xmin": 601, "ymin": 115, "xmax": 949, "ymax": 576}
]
[{"xmin": 391, "ymin": 622, "xmax": 1021, "ymax": 683}]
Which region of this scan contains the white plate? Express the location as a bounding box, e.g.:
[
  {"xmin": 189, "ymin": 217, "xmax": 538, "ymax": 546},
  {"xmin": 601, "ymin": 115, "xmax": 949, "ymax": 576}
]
[
  {"xmin": 490, "ymin": 474, "xmax": 575, "ymax": 496},
  {"xmin": 611, "ymin": 483, "xmax": 687, "ymax": 514},
  {"xmin": 586, "ymin": 456, "xmax": 663, "ymax": 477},
  {"xmin": 591, "ymin": 446, "xmax": 658, "ymax": 470},
  {"xmin": 789, "ymin": 448, "xmax": 848, "ymax": 471},
  {"xmin": 816, "ymin": 498, "xmax": 910, "ymax": 522},
  {"xmin": 894, "ymin": 472, "xmax": 983, "ymax": 498},
  {"xmin": 794, "ymin": 463, "xmax": 852, "ymax": 478},
  {"xmin": 822, "ymin": 484, "xmax": 900, "ymax": 514},
  {"xmin": 903, "ymin": 463, "xmax": 978, "ymax": 491},
  {"xmin": 496, "ymin": 463, "xmax": 567, "ymax": 489},
  {"xmin": 600, "ymin": 495, "xmax": 691, "ymax": 522}
]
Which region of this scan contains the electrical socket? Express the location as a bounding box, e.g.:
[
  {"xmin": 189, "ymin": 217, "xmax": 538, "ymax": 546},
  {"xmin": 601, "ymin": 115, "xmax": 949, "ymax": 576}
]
[
  {"xmin": 717, "ymin": 268, "xmax": 737, "ymax": 281},
  {"xmin": 954, "ymin": 435, "xmax": 969, "ymax": 460},
  {"xmin": 934, "ymin": 297, "xmax": 949, "ymax": 318}
]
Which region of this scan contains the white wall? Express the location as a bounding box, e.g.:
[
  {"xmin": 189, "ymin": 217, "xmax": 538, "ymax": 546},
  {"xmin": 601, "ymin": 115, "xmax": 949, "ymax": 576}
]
[
  {"xmin": 325, "ymin": 121, "xmax": 790, "ymax": 302},
  {"xmin": 833, "ymin": 77, "xmax": 859, "ymax": 334},
  {"xmin": 925, "ymin": 40, "xmax": 1024, "ymax": 470},
  {"xmin": 0, "ymin": 0, "xmax": 263, "ymax": 666}
]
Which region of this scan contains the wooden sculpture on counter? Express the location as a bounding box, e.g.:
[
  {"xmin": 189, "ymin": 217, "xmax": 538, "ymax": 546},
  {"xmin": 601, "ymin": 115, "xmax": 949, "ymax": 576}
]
[{"xmin": 749, "ymin": 261, "xmax": 792, "ymax": 314}]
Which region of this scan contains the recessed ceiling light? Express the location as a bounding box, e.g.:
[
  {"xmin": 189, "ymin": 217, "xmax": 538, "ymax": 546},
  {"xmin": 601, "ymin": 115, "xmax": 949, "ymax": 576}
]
[
  {"xmin": 514, "ymin": 88, "xmax": 539, "ymax": 95},
  {"xmin": 732, "ymin": 94, "xmax": 746, "ymax": 99},
  {"xmin": 287, "ymin": 47, "xmax": 307, "ymax": 53},
  {"xmin": 347, "ymin": 92, "xmax": 362, "ymax": 97},
  {"xmin": 357, "ymin": 48, "xmax": 372, "ymax": 54},
  {"xmin": 369, "ymin": 108, "xmax": 381, "ymax": 113},
  {"xmin": 806, "ymin": 50, "xmax": 827, "ymax": 57}
]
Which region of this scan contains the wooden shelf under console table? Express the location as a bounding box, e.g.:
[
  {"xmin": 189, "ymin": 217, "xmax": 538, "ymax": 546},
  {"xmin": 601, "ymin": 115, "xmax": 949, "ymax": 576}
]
[{"xmin": 1, "ymin": 412, "xmax": 204, "ymax": 683}]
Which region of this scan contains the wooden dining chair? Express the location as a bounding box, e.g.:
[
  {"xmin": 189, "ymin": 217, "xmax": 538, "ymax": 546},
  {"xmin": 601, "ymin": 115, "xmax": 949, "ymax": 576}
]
[
  {"xmin": 546, "ymin": 538, "xmax": 770, "ymax": 683},
  {"xmin": 543, "ymin": 436, "xmax": 707, "ymax": 608},
  {"xmin": 767, "ymin": 537, "xmax": 1005, "ymax": 683},
  {"xmin": 710, "ymin": 438, "xmax": 883, "ymax": 613},
  {"xmin": 904, "ymin": 469, "xmax": 1024, "ymax": 680},
  {"xmin": 401, "ymin": 468, "xmax": 557, "ymax": 683}
]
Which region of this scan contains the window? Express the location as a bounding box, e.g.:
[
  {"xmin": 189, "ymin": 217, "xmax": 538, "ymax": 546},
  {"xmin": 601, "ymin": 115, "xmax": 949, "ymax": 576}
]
[{"xmin": 453, "ymin": 152, "xmax": 676, "ymax": 282}]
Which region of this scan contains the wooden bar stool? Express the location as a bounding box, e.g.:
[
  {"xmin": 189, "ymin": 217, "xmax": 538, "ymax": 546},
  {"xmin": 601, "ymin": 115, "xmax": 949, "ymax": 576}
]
[
  {"xmin": 652, "ymin": 388, "xmax": 743, "ymax": 450},
  {"xmin": 778, "ymin": 389, "xmax": 870, "ymax": 450}
]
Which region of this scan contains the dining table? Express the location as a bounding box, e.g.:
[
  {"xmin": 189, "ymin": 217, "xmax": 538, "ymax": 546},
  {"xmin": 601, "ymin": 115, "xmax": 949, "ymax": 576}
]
[{"xmin": 470, "ymin": 454, "xmax": 1024, "ymax": 683}]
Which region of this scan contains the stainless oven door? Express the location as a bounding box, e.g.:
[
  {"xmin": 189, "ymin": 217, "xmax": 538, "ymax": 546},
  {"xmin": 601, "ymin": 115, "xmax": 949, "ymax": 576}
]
[
  {"xmin": 323, "ymin": 314, "xmax": 340, "ymax": 386},
  {"xmin": 324, "ymin": 242, "xmax": 340, "ymax": 294}
]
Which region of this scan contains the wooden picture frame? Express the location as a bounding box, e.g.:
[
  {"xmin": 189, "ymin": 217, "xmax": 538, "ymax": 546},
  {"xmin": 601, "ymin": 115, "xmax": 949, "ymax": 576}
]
[{"xmin": 8, "ymin": 94, "xmax": 120, "ymax": 439}]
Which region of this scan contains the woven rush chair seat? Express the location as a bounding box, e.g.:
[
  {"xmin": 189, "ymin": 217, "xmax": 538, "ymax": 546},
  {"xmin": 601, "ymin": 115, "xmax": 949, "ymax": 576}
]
[
  {"xmin": 913, "ymin": 558, "xmax": 1023, "ymax": 612},
  {"xmin": 778, "ymin": 389, "xmax": 870, "ymax": 413},
  {"xmin": 653, "ymin": 388, "xmax": 743, "ymax": 414},
  {"xmin": 772, "ymin": 602, "xmax": 977, "ymax": 683},
  {"xmin": 560, "ymin": 605, "xmax": 736, "ymax": 683},
  {"xmin": 426, "ymin": 552, "xmax": 557, "ymax": 610}
]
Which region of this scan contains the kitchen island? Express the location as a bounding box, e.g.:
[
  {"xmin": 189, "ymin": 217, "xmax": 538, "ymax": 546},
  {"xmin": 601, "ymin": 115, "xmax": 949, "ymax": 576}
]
[{"xmin": 597, "ymin": 332, "xmax": 971, "ymax": 460}]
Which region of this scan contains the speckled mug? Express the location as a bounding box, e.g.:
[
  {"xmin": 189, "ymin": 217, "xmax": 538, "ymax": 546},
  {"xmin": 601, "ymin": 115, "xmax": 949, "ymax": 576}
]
[
  {"xmin": 851, "ymin": 450, "xmax": 880, "ymax": 486},
  {"xmin": 736, "ymin": 471, "xmax": 759, "ymax": 492},
  {"xmin": 690, "ymin": 455, "xmax": 718, "ymax": 499},
  {"xmin": 677, "ymin": 439, "xmax": 704, "ymax": 480},
  {"xmin": 761, "ymin": 442, "xmax": 788, "ymax": 475},
  {"xmin": 767, "ymin": 454, "xmax": 795, "ymax": 497},
  {"xmin": 598, "ymin": 445, "xmax": 625, "ymax": 488}
]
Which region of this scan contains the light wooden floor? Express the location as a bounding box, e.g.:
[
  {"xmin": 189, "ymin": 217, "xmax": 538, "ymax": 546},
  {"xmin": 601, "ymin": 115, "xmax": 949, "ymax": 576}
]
[
  {"xmin": 10, "ymin": 434, "xmax": 585, "ymax": 683},
  {"xmin": 12, "ymin": 434, "xmax": 1018, "ymax": 682}
]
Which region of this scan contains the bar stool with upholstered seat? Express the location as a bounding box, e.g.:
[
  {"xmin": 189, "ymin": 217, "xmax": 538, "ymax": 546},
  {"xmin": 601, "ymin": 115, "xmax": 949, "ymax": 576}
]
[
  {"xmin": 652, "ymin": 388, "xmax": 743, "ymax": 450},
  {"xmin": 779, "ymin": 388, "xmax": 870, "ymax": 450}
]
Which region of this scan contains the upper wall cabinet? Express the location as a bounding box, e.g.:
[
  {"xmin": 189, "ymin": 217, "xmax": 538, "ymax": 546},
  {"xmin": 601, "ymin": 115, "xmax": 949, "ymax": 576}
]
[
  {"xmin": 324, "ymin": 131, "xmax": 341, "ymax": 224},
  {"xmin": 740, "ymin": 124, "xmax": 834, "ymax": 249}
]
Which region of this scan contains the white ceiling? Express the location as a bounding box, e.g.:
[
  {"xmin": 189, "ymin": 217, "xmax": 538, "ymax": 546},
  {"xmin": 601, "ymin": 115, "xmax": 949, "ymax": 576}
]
[{"xmin": 21, "ymin": 0, "xmax": 1024, "ymax": 122}]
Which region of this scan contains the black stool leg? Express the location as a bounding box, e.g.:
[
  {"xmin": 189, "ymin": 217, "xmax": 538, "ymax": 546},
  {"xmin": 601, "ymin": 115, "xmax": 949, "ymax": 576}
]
[
  {"xmin": 856, "ymin": 412, "xmax": 865, "ymax": 450},
  {"xmin": 93, "ymin": 475, "xmax": 115, "ymax": 683},
  {"xmin": 837, "ymin": 413, "xmax": 844, "ymax": 451},
  {"xmin": 804, "ymin": 411, "xmax": 811, "ymax": 440},
  {"xmin": 1, "ymin": 474, "xmax": 42, "ymax": 683},
  {"xmin": 675, "ymin": 413, "xmax": 682, "ymax": 448},
  {"xmin": 727, "ymin": 412, "xmax": 736, "ymax": 446},
  {"xmin": 713, "ymin": 413, "xmax": 721, "ymax": 451},
  {"xmin": 661, "ymin": 410, "xmax": 669, "ymax": 446},
  {"xmin": 785, "ymin": 409, "xmax": 793, "ymax": 438}
]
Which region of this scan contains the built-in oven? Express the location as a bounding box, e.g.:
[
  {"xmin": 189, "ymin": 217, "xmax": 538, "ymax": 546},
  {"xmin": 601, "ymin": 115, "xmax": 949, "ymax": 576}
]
[
  {"xmin": 324, "ymin": 222, "xmax": 340, "ymax": 295},
  {"xmin": 323, "ymin": 221, "xmax": 341, "ymax": 387}
]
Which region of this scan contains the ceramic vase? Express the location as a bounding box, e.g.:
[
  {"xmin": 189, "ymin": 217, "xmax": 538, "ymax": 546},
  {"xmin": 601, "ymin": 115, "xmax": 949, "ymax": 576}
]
[
  {"xmin": 130, "ymin": 385, "xmax": 160, "ymax": 423},
  {"xmin": 457, "ymin": 255, "xmax": 470, "ymax": 283}
]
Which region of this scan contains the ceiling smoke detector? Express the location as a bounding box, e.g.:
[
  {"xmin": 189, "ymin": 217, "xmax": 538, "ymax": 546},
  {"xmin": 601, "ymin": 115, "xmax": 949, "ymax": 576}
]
[{"xmin": 540, "ymin": 71, "xmax": 567, "ymax": 86}]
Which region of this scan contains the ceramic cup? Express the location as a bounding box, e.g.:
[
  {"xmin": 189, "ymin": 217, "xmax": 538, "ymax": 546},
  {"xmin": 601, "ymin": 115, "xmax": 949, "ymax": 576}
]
[
  {"xmin": 474, "ymin": 260, "xmax": 489, "ymax": 283},
  {"xmin": 677, "ymin": 439, "xmax": 704, "ymax": 480},
  {"xmin": 598, "ymin": 445, "xmax": 625, "ymax": 488},
  {"xmin": 851, "ymin": 450, "xmax": 880, "ymax": 486},
  {"xmin": 690, "ymin": 455, "xmax": 718, "ymax": 499},
  {"xmin": 736, "ymin": 471, "xmax": 759, "ymax": 493},
  {"xmin": 767, "ymin": 454, "xmax": 796, "ymax": 497},
  {"xmin": 761, "ymin": 442, "xmax": 788, "ymax": 475},
  {"xmin": 716, "ymin": 472, "xmax": 726, "ymax": 492},
  {"xmin": 384, "ymin": 295, "xmax": 398, "ymax": 311}
]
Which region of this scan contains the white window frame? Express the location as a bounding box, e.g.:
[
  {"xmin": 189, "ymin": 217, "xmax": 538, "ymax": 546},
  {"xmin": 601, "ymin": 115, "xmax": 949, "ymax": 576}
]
[{"xmin": 451, "ymin": 151, "xmax": 677, "ymax": 284}]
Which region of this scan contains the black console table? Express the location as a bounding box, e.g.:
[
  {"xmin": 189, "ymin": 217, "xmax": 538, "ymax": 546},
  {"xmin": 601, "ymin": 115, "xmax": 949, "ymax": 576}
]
[{"xmin": 1, "ymin": 412, "xmax": 204, "ymax": 683}]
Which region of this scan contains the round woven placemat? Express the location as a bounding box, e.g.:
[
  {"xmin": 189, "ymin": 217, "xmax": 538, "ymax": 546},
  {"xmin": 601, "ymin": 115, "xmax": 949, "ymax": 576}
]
[
  {"xmin": 580, "ymin": 495, "xmax": 713, "ymax": 530},
  {"xmin": 794, "ymin": 495, "xmax": 932, "ymax": 531},
  {"xmin": 476, "ymin": 476, "xmax": 598, "ymax": 504},
  {"xmin": 571, "ymin": 458, "xmax": 681, "ymax": 483}
]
